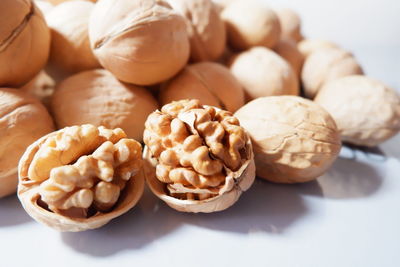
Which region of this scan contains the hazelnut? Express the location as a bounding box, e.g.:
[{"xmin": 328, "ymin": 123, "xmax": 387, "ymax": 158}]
[
  {"xmin": 46, "ymin": 1, "xmax": 100, "ymax": 74},
  {"xmin": 0, "ymin": 88, "xmax": 54, "ymax": 198},
  {"xmin": 235, "ymin": 96, "xmax": 341, "ymax": 183},
  {"xmin": 229, "ymin": 47, "xmax": 299, "ymax": 101},
  {"xmin": 143, "ymin": 99, "xmax": 255, "ymax": 213},
  {"xmin": 221, "ymin": 0, "xmax": 281, "ymax": 50},
  {"xmin": 168, "ymin": 0, "xmax": 226, "ymax": 62},
  {"xmin": 0, "ymin": 0, "xmax": 50, "ymax": 87},
  {"xmin": 297, "ymin": 39, "xmax": 339, "ymax": 58},
  {"xmin": 51, "ymin": 69, "xmax": 158, "ymax": 142},
  {"xmin": 275, "ymin": 8, "xmax": 303, "ymax": 43},
  {"xmin": 301, "ymin": 47, "xmax": 363, "ymax": 99},
  {"xmin": 315, "ymin": 75, "xmax": 400, "ymax": 147},
  {"xmin": 160, "ymin": 62, "xmax": 245, "ymax": 112},
  {"xmin": 274, "ymin": 40, "xmax": 304, "ymax": 77},
  {"xmin": 88, "ymin": 0, "xmax": 190, "ymax": 85},
  {"xmin": 18, "ymin": 125, "xmax": 144, "ymax": 231}
]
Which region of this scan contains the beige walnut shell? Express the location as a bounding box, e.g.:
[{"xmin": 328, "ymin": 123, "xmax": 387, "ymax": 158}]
[
  {"xmin": 168, "ymin": 0, "xmax": 226, "ymax": 62},
  {"xmin": 46, "ymin": 1, "xmax": 100, "ymax": 74},
  {"xmin": 0, "ymin": 88, "xmax": 54, "ymax": 198},
  {"xmin": 235, "ymin": 96, "xmax": 341, "ymax": 183},
  {"xmin": 297, "ymin": 39, "xmax": 339, "ymax": 58},
  {"xmin": 51, "ymin": 69, "xmax": 158, "ymax": 142},
  {"xmin": 89, "ymin": 0, "xmax": 190, "ymax": 85},
  {"xmin": 274, "ymin": 40, "xmax": 304, "ymax": 77},
  {"xmin": 34, "ymin": 0, "xmax": 54, "ymax": 14},
  {"xmin": 221, "ymin": 0, "xmax": 281, "ymax": 50},
  {"xmin": 301, "ymin": 47, "xmax": 363, "ymax": 99},
  {"xmin": 160, "ymin": 62, "xmax": 245, "ymax": 112},
  {"xmin": 0, "ymin": 0, "xmax": 50, "ymax": 87},
  {"xmin": 315, "ymin": 75, "xmax": 400, "ymax": 147},
  {"xmin": 275, "ymin": 8, "xmax": 303, "ymax": 43},
  {"xmin": 18, "ymin": 125, "xmax": 145, "ymax": 232},
  {"xmin": 229, "ymin": 47, "xmax": 299, "ymax": 101},
  {"xmin": 143, "ymin": 99, "xmax": 255, "ymax": 213}
]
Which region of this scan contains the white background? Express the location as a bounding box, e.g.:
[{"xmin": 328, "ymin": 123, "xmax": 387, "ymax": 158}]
[{"xmin": 1, "ymin": 0, "xmax": 400, "ymax": 266}]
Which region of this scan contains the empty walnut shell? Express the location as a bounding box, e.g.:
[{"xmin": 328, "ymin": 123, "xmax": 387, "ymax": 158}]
[
  {"xmin": 0, "ymin": 0, "xmax": 51, "ymax": 87},
  {"xmin": 315, "ymin": 75, "xmax": 400, "ymax": 147},
  {"xmin": 275, "ymin": 8, "xmax": 303, "ymax": 43},
  {"xmin": 143, "ymin": 99, "xmax": 255, "ymax": 213},
  {"xmin": 89, "ymin": 0, "xmax": 190, "ymax": 85},
  {"xmin": 18, "ymin": 125, "xmax": 145, "ymax": 232},
  {"xmin": 235, "ymin": 96, "xmax": 341, "ymax": 183},
  {"xmin": 168, "ymin": 0, "xmax": 226, "ymax": 62},
  {"xmin": 159, "ymin": 62, "xmax": 245, "ymax": 112}
]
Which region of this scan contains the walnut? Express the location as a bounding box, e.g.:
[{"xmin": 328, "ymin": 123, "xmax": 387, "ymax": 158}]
[
  {"xmin": 297, "ymin": 39, "xmax": 339, "ymax": 58},
  {"xmin": 143, "ymin": 99, "xmax": 255, "ymax": 213},
  {"xmin": 18, "ymin": 125, "xmax": 144, "ymax": 232},
  {"xmin": 315, "ymin": 75, "xmax": 400, "ymax": 147},
  {"xmin": 0, "ymin": 0, "xmax": 50, "ymax": 87},
  {"xmin": 235, "ymin": 96, "xmax": 341, "ymax": 183},
  {"xmin": 159, "ymin": 62, "xmax": 245, "ymax": 112},
  {"xmin": 275, "ymin": 8, "xmax": 303, "ymax": 43}
]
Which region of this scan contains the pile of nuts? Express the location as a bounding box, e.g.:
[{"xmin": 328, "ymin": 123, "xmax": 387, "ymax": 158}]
[{"xmin": 0, "ymin": 0, "xmax": 399, "ymax": 232}]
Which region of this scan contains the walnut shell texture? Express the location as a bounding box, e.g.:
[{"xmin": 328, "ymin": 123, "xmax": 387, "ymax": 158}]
[{"xmin": 275, "ymin": 8, "xmax": 303, "ymax": 43}]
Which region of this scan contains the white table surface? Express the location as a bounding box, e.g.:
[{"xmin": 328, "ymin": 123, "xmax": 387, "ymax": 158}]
[{"xmin": 1, "ymin": 1, "xmax": 400, "ymax": 266}]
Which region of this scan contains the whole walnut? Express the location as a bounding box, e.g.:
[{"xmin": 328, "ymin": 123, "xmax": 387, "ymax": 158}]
[
  {"xmin": 46, "ymin": 1, "xmax": 100, "ymax": 74},
  {"xmin": 229, "ymin": 47, "xmax": 299, "ymax": 101},
  {"xmin": 297, "ymin": 39, "xmax": 339, "ymax": 58},
  {"xmin": 51, "ymin": 69, "xmax": 158, "ymax": 142},
  {"xmin": 301, "ymin": 47, "xmax": 363, "ymax": 99},
  {"xmin": 0, "ymin": 0, "xmax": 50, "ymax": 87},
  {"xmin": 160, "ymin": 62, "xmax": 245, "ymax": 112},
  {"xmin": 18, "ymin": 125, "xmax": 144, "ymax": 231},
  {"xmin": 235, "ymin": 96, "xmax": 341, "ymax": 183},
  {"xmin": 167, "ymin": 0, "xmax": 226, "ymax": 62},
  {"xmin": 89, "ymin": 0, "xmax": 190, "ymax": 85},
  {"xmin": 0, "ymin": 88, "xmax": 54, "ymax": 198},
  {"xmin": 143, "ymin": 99, "xmax": 255, "ymax": 213},
  {"xmin": 274, "ymin": 40, "xmax": 304, "ymax": 77},
  {"xmin": 275, "ymin": 8, "xmax": 303, "ymax": 43},
  {"xmin": 315, "ymin": 75, "xmax": 400, "ymax": 147},
  {"xmin": 221, "ymin": 0, "xmax": 281, "ymax": 50}
]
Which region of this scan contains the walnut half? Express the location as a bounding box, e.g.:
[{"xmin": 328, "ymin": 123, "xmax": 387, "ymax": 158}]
[
  {"xmin": 143, "ymin": 99, "xmax": 255, "ymax": 213},
  {"xmin": 17, "ymin": 124, "xmax": 144, "ymax": 232}
]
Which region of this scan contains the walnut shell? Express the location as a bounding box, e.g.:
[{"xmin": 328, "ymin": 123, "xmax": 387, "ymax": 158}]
[
  {"xmin": 274, "ymin": 40, "xmax": 304, "ymax": 77},
  {"xmin": 221, "ymin": 0, "xmax": 281, "ymax": 50},
  {"xmin": 229, "ymin": 47, "xmax": 299, "ymax": 101},
  {"xmin": 315, "ymin": 75, "xmax": 400, "ymax": 147},
  {"xmin": 235, "ymin": 96, "xmax": 341, "ymax": 183},
  {"xmin": 297, "ymin": 39, "xmax": 339, "ymax": 58},
  {"xmin": 34, "ymin": 0, "xmax": 54, "ymax": 14},
  {"xmin": 18, "ymin": 125, "xmax": 144, "ymax": 231},
  {"xmin": 275, "ymin": 8, "xmax": 303, "ymax": 43},
  {"xmin": 46, "ymin": 1, "xmax": 100, "ymax": 74},
  {"xmin": 88, "ymin": 0, "xmax": 190, "ymax": 85},
  {"xmin": 143, "ymin": 99, "xmax": 255, "ymax": 213},
  {"xmin": 160, "ymin": 62, "xmax": 245, "ymax": 112},
  {"xmin": 0, "ymin": 88, "xmax": 54, "ymax": 198},
  {"xmin": 301, "ymin": 47, "xmax": 363, "ymax": 99},
  {"xmin": 0, "ymin": 0, "xmax": 50, "ymax": 87},
  {"xmin": 51, "ymin": 69, "xmax": 158, "ymax": 142},
  {"xmin": 168, "ymin": 0, "xmax": 226, "ymax": 62}
]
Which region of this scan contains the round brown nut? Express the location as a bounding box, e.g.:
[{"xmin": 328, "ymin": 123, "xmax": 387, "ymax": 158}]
[
  {"xmin": 143, "ymin": 99, "xmax": 255, "ymax": 213},
  {"xmin": 88, "ymin": 0, "xmax": 190, "ymax": 86},
  {"xmin": 160, "ymin": 62, "xmax": 245, "ymax": 112},
  {"xmin": 0, "ymin": 0, "xmax": 50, "ymax": 87},
  {"xmin": 315, "ymin": 75, "xmax": 400, "ymax": 147},
  {"xmin": 221, "ymin": 0, "xmax": 281, "ymax": 50},
  {"xmin": 0, "ymin": 88, "xmax": 54, "ymax": 198},
  {"xmin": 301, "ymin": 47, "xmax": 364, "ymax": 99},
  {"xmin": 51, "ymin": 69, "xmax": 158, "ymax": 142},
  {"xmin": 229, "ymin": 47, "xmax": 299, "ymax": 101},
  {"xmin": 18, "ymin": 125, "xmax": 144, "ymax": 232},
  {"xmin": 274, "ymin": 40, "xmax": 304, "ymax": 77},
  {"xmin": 275, "ymin": 8, "xmax": 303, "ymax": 43},
  {"xmin": 235, "ymin": 96, "xmax": 341, "ymax": 183},
  {"xmin": 297, "ymin": 39, "xmax": 339, "ymax": 58},
  {"xmin": 46, "ymin": 1, "xmax": 100, "ymax": 74},
  {"xmin": 168, "ymin": 0, "xmax": 226, "ymax": 62}
]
